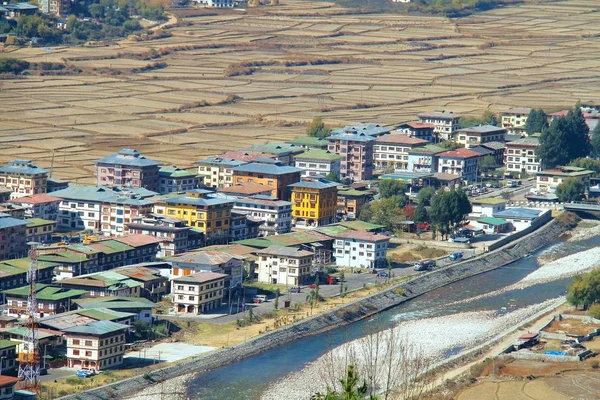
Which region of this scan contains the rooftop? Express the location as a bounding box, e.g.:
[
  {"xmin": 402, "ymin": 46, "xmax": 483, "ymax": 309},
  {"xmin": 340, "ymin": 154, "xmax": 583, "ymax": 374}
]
[
  {"xmin": 168, "ymin": 250, "xmax": 243, "ymax": 266},
  {"xmin": 477, "ymin": 217, "xmax": 510, "ymax": 226},
  {"xmin": 114, "ymin": 234, "xmax": 162, "ymax": 248},
  {"xmin": 331, "ymin": 220, "xmax": 384, "ymax": 232},
  {"xmin": 196, "ymin": 156, "xmax": 247, "ymax": 167},
  {"xmin": 218, "ymin": 182, "xmax": 272, "ymax": 196},
  {"xmin": 96, "ymin": 149, "xmax": 160, "ymax": 167},
  {"xmin": 480, "ymin": 141, "xmax": 507, "ymax": 150},
  {"xmin": 418, "ymin": 111, "xmax": 461, "ymax": 119},
  {"xmin": 51, "ymin": 186, "xmax": 157, "ymax": 203},
  {"xmin": 172, "ymin": 271, "xmax": 228, "ymax": 284},
  {"xmin": 375, "ymin": 134, "xmax": 429, "ymax": 146},
  {"xmin": 506, "ymin": 138, "xmax": 539, "ymax": 147},
  {"xmin": 257, "ymin": 245, "xmax": 314, "ymax": 258},
  {"xmin": 288, "ymin": 179, "xmax": 339, "ymax": 190},
  {"xmin": 246, "ymin": 142, "xmax": 304, "ymax": 156},
  {"xmin": 457, "ymin": 125, "xmax": 507, "ymax": 134},
  {"xmin": 469, "ymin": 146, "xmax": 494, "ymax": 156},
  {"xmin": 471, "ymin": 197, "xmax": 506, "ymax": 205},
  {"xmin": 494, "ymin": 207, "xmax": 543, "ymax": 219},
  {"xmin": 504, "ymin": 107, "xmax": 532, "ymax": 115},
  {"xmin": 159, "ymin": 166, "xmax": 197, "ymax": 178},
  {"xmin": 398, "ymin": 121, "xmax": 436, "ymax": 129},
  {"xmin": 38, "ymin": 308, "xmax": 134, "ymax": 331},
  {"xmin": 2, "ymin": 284, "xmax": 86, "ymax": 301},
  {"xmin": 437, "ymin": 148, "xmax": 482, "ymax": 159},
  {"xmin": 235, "ymin": 230, "xmax": 332, "ymax": 248},
  {"xmin": 328, "ymin": 131, "xmax": 377, "ymax": 142},
  {"xmin": 0, "ymin": 160, "xmax": 48, "ymax": 175},
  {"xmin": 0, "ymin": 217, "xmax": 28, "ymax": 230},
  {"xmin": 378, "ymin": 171, "xmax": 433, "ymax": 181},
  {"xmin": 165, "ymin": 193, "xmax": 233, "ymax": 207},
  {"xmin": 537, "ymin": 166, "xmax": 594, "ymax": 177},
  {"xmin": 0, "ymin": 340, "xmax": 17, "ymax": 350},
  {"xmin": 330, "ymin": 123, "xmax": 391, "ymax": 138},
  {"xmin": 26, "ymin": 218, "xmax": 56, "ymax": 228},
  {"xmin": 62, "ymin": 320, "xmax": 129, "ymax": 336},
  {"xmin": 407, "ymin": 144, "xmax": 445, "ymax": 155},
  {"xmin": 74, "ymin": 296, "xmax": 157, "ymax": 310},
  {"xmin": 294, "ymin": 149, "xmax": 342, "ymax": 161},
  {"xmin": 0, "ymin": 375, "xmax": 21, "ymax": 387},
  {"xmin": 335, "ymin": 230, "xmax": 389, "ymax": 242},
  {"xmin": 221, "ymin": 151, "xmax": 272, "ymax": 162},
  {"xmin": 432, "ymin": 172, "xmax": 462, "ymax": 182},
  {"xmin": 286, "ymin": 136, "xmax": 330, "ymax": 148},
  {"xmin": 232, "ymin": 162, "xmax": 303, "ymax": 176},
  {"xmin": 8, "ymin": 193, "xmax": 61, "ymax": 205}
]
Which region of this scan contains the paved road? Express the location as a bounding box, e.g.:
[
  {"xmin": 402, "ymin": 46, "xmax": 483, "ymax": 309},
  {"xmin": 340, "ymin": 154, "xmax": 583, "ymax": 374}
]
[{"xmin": 40, "ymin": 366, "xmax": 77, "ymax": 382}]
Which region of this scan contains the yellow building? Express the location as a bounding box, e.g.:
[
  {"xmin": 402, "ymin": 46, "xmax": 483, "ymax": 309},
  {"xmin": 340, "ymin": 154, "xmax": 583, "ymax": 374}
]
[
  {"xmin": 155, "ymin": 189, "xmax": 233, "ymax": 245},
  {"xmin": 289, "ymin": 178, "xmax": 338, "ymax": 228}
]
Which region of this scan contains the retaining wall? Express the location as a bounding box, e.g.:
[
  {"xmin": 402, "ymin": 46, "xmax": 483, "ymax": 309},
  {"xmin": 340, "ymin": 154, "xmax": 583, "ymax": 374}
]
[
  {"xmin": 503, "ymin": 351, "xmax": 584, "ymax": 363},
  {"xmin": 60, "ymin": 218, "xmax": 570, "ymax": 400}
]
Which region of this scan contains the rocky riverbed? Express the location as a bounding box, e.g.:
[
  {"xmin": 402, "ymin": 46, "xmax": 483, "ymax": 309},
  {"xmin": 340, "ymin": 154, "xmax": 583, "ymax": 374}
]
[{"xmin": 124, "ymin": 373, "xmax": 194, "ymax": 400}]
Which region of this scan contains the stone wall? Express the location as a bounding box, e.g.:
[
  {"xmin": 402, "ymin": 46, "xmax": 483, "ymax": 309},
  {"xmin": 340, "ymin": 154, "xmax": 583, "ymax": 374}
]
[{"xmin": 60, "ymin": 218, "xmax": 570, "ymax": 400}]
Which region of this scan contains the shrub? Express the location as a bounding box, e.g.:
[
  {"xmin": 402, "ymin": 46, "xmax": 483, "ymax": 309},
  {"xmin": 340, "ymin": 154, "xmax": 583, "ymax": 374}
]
[
  {"xmin": 591, "ymin": 360, "xmax": 599, "ymax": 369},
  {"xmin": 395, "ymin": 288, "xmax": 405, "ymax": 296},
  {"xmin": 588, "ymin": 304, "xmax": 600, "ymax": 319}
]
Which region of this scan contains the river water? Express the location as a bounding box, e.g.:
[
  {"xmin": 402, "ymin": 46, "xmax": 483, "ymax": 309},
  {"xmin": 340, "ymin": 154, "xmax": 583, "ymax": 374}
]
[{"xmin": 186, "ymin": 234, "xmax": 600, "ymax": 399}]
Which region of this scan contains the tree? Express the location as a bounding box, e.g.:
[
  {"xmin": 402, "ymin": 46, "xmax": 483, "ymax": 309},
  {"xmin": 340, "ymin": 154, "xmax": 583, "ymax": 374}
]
[
  {"xmin": 325, "ymin": 172, "xmax": 340, "ymax": 182},
  {"xmin": 570, "ymin": 158, "xmax": 600, "ymax": 174},
  {"xmin": 438, "ymin": 140, "xmax": 462, "ymax": 150},
  {"xmin": 362, "ymin": 199, "xmax": 405, "ymax": 231},
  {"xmin": 0, "ymin": 58, "xmax": 30, "ymax": 75},
  {"xmin": 312, "ymin": 365, "xmax": 374, "ymax": 400},
  {"xmin": 413, "ymin": 201, "xmax": 429, "ymax": 224},
  {"xmin": 428, "ymin": 189, "xmax": 471, "ymax": 239},
  {"xmin": 132, "ymin": 320, "xmax": 151, "ymax": 340},
  {"xmin": 274, "ymin": 288, "xmax": 280, "ymax": 310},
  {"xmin": 378, "ymin": 179, "xmax": 408, "ymax": 208},
  {"xmin": 458, "ymin": 111, "xmax": 498, "ymax": 128},
  {"xmin": 479, "ymin": 155, "xmax": 497, "ymax": 175},
  {"xmin": 307, "ymin": 116, "xmax": 331, "ymax": 138},
  {"xmin": 555, "ymin": 178, "xmax": 585, "ymax": 202},
  {"xmin": 591, "ymin": 122, "xmax": 600, "ymax": 158},
  {"xmin": 567, "ymin": 269, "xmax": 600, "ymax": 310},
  {"xmin": 416, "ymin": 187, "xmax": 435, "ymax": 206},
  {"xmin": 524, "ymin": 109, "xmax": 548, "ymax": 135}
]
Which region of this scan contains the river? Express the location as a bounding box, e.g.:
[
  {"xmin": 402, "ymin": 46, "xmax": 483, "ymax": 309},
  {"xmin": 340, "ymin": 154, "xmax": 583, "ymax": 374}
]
[{"xmin": 185, "ymin": 233, "xmax": 600, "ymax": 399}]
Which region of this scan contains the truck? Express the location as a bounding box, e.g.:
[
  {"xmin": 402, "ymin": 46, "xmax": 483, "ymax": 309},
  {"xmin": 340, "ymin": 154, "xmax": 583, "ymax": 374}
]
[
  {"xmin": 413, "ymin": 259, "xmax": 436, "ymax": 271},
  {"xmin": 448, "ymin": 251, "xmax": 464, "ymax": 261}
]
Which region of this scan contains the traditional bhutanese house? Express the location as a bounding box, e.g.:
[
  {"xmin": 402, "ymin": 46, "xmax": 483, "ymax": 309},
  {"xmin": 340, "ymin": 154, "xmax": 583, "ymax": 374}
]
[{"xmin": 73, "ymin": 296, "xmax": 157, "ymax": 322}]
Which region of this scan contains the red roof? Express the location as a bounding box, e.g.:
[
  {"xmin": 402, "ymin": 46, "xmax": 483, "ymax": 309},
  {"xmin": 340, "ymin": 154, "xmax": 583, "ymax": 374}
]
[
  {"xmin": 335, "ymin": 230, "xmax": 389, "ymax": 242},
  {"xmin": 114, "ymin": 234, "xmax": 162, "ymax": 247},
  {"xmin": 0, "ymin": 376, "xmax": 21, "ymax": 387},
  {"xmin": 9, "ymin": 193, "xmax": 62, "ymax": 205},
  {"xmin": 437, "ymin": 148, "xmax": 481, "ymax": 159},
  {"xmin": 400, "ymin": 122, "xmax": 435, "ymax": 129},
  {"xmin": 375, "ymin": 134, "xmax": 429, "ymax": 146}
]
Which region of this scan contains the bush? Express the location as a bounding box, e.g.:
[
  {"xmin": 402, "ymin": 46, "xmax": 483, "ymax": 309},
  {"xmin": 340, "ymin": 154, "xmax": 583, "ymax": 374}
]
[
  {"xmin": 0, "ymin": 58, "xmax": 30, "ymax": 75},
  {"xmin": 588, "ymin": 304, "xmax": 600, "ymax": 319},
  {"xmin": 66, "ymin": 377, "xmax": 85, "ymax": 385},
  {"xmin": 591, "ymin": 360, "xmax": 599, "ymax": 369},
  {"xmin": 395, "ymin": 288, "xmax": 405, "ymax": 296}
]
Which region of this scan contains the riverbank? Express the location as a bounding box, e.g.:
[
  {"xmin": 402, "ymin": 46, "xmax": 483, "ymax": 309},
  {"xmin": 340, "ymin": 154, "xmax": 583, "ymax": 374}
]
[{"xmin": 60, "ymin": 217, "xmax": 572, "ymax": 400}]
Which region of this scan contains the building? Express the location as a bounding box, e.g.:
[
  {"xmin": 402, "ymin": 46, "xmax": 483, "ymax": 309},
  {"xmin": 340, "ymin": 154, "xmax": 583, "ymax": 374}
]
[
  {"xmin": 158, "ymin": 189, "xmax": 233, "ymax": 245},
  {"xmin": 8, "ymin": 193, "xmax": 61, "ymax": 220},
  {"xmin": 39, "ymin": 246, "xmax": 101, "ymax": 281},
  {"xmin": 0, "ymin": 189, "xmax": 10, "ymax": 204},
  {"xmin": 294, "ymin": 149, "xmax": 342, "ymax": 178},
  {"xmin": 407, "ymin": 144, "xmax": 444, "ymax": 173},
  {"xmin": 3, "ymin": 2, "xmax": 37, "ymax": 17},
  {"xmin": 396, "ymin": 122, "xmax": 435, "ymax": 142},
  {"xmin": 126, "ymin": 214, "xmax": 194, "ymax": 258},
  {"xmin": 0, "ymin": 204, "xmax": 25, "ymax": 219},
  {"xmin": 417, "ymin": 111, "xmax": 461, "ymax": 141},
  {"xmin": 112, "ymin": 265, "xmax": 169, "ymax": 302},
  {"xmin": 256, "ymin": 246, "xmax": 313, "ymax": 285},
  {"xmin": 0, "ymin": 258, "xmax": 56, "ymax": 293},
  {"xmin": 230, "ymin": 195, "xmax": 292, "ymax": 236},
  {"xmin": 374, "ymin": 134, "xmax": 429, "ymax": 173},
  {"xmin": 171, "ymin": 272, "xmax": 227, "ymax": 314},
  {"xmin": 337, "ymin": 187, "xmax": 373, "ymax": 220},
  {"xmin": 196, "ymin": 157, "xmax": 247, "ymax": 189},
  {"xmin": 95, "ymin": 149, "xmax": 161, "ymax": 192},
  {"xmin": 0, "ymin": 160, "xmax": 48, "ymax": 199},
  {"xmin": 158, "ymin": 166, "xmax": 198, "ymax": 194},
  {"xmin": 25, "ymin": 218, "xmax": 56, "ymax": 243},
  {"xmin": 58, "ymin": 271, "xmax": 143, "ymax": 299},
  {"xmin": 493, "ymin": 208, "xmax": 551, "ymax": 232},
  {"xmin": 289, "ymin": 179, "xmax": 338, "ymax": 228},
  {"xmin": 328, "ymin": 130, "xmax": 376, "ymax": 181},
  {"xmin": 0, "ymin": 342, "xmax": 17, "ymax": 375},
  {"xmin": 501, "ymin": 107, "xmax": 531, "ymax": 135},
  {"xmin": 169, "ymin": 250, "xmax": 244, "ymax": 289},
  {"xmin": 505, "ymin": 138, "xmax": 541, "ymax": 175},
  {"xmin": 470, "ymin": 198, "xmax": 506, "ymax": 218},
  {"xmin": 0, "ymin": 217, "xmax": 28, "ymax": 261},
  {"xmin": 244, "ymin": 143, "xmax": 305, "ymax": 165},
  {"xmin": 229, "ymin": 211, "xmax": 260, "ymax": 242},
  {"xmin": 437, "ymin": 148, "xmax": 482, "ymax": 183},
  {"xmin": 474, "ymin": 217, "xmax": 511, "ymax": 234},
  {"xmin": 64, "ymin": 320, "xmax": 129, "ymax": 371},
  {"xmin": 4, "ymin": 284, "xmax": 86, "ymax": 318},
  {"xmin": 333, "ymin": 230, "xmax": 390, "ymax": 269},
  {"xmin": 232, "ymin": 162, "xmax": 302, "ymax": 200},
  {"xmin": 456, "ymin": 125, "xmax": 507, "ymax": 148},
  {"xmin": 286, "ymin": 136, "xmax": 330, "ymax": 150},
  {"xmin": 535, "ymin": 166, "xmax": 595, "ymax": 194},
  {"xmin": 73, "ymin": 296, "xmax": 156, "ymax": 321},
  {"xmin": 0, "ymin": 376, "xmax": 20, "ymax": 400},
  {"xmin": 329, "ymin": 123, "xmax": 391, "ymax": 138},
  {"xmin": 480, "ymin": 141, "xmax": 506, "ymax": 168},
  {"xmin": 193, "ymin": 0, "xmax": 234, "ymax": 7},
  {"xmin": 52, "ymin": 185, "xmax": 157, "ymax": 233},
  {"xmin": 218, "ymin": 182, "xmax": 273, "ymax": 198},
  {"xmin": 38, "ymin": 308, "xmax": 135, "ymax": 332},
  {"xmin": 38, "ymin": 0, "xmax": 70, "ymax": 16}
]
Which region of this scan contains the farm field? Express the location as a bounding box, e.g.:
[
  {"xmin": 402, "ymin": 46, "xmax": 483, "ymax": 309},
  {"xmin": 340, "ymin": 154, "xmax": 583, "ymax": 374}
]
[{"xmin": 1, "ymin": 0, "xmax": 600, "ymax": 184}]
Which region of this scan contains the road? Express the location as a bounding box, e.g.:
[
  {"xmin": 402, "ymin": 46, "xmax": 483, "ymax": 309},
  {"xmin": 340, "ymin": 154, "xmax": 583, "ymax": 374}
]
[{"xmin": 471, "ymin": 178, "xmax": 534, "ymax": 201}]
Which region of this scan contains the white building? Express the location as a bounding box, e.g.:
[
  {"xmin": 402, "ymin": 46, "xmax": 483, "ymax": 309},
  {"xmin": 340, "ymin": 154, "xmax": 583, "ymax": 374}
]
[
  {"xmin": 374, "ymin": 134, "xmax": 429, "ymax": 173},
  {"xmin": 535, "ymin": 166, "xmax": 594, "ymax": 194},
  {"xmin": 294, "ymin": 149, "xmax": 342, "ymax": 178},
  {"xmin": 63, "ymin": 320, "xmax": 128, "ymax": 371},
  {"xmin": 501, "ymin": 107, "xmax": 531, "ymax": 135},
  {"xmin": 505, "ymin": 138, "xmax": 541, "ymax": 175},
  {"xmin": 417, "ymin": 111, "xmax": 462, "ymax": 141},
  {"xmin": 396, "ymin": 122, "xmax": 435, "ymax": 142},
  {"xmin": 333, "ymin": 230, "xmax": 390, "ymax": 269},
  {"xmin": 232, "ymin": 195, "xmax": 292, "ymax": 236},
  {"xmin": 436, "ymin": 148, "xmax": 482, "ymax": 183},
  {"xmin": 256, "ymin": 246, "xmax": 313, "ymax": 286},
  {"xmin": 169, "ymin": 251, "xmax": 244, "ymax": 289},
  {"xmin": 196, "ymin": 157, "xmax": 247, "ymax": 189},
  {"xmin": 469, "ymin": 198, "xmax": 506, "ymax": 218},
  {"xmin": 7, "ymin": 193, "xmax": 61, "ymax": 220},
  {"xmin": 171, "ymin": 272, "xmax": 227, "ymax": 314},
  {"xmin": 493, "ymin": 208, "xmax": 551, "ymax": 232},
  {"xmin": 456, "ymin": 125, "xmax": 507, "ymax": 149},
  {"xmin": 407, "ymin": 144, "xmax": 444, "ymax": 173}
]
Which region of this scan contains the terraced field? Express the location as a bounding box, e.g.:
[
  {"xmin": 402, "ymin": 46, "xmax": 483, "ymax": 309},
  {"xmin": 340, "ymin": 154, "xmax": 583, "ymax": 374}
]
[{"xmin": 1, "ymin": 0, "xmax": 599, "ymax": 183}]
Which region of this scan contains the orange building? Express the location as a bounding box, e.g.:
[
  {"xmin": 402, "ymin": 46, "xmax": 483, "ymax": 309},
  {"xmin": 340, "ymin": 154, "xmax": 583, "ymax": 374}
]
[{"xmin": 232, "ymin": 160, "xmax": 302, "ymax": 200}]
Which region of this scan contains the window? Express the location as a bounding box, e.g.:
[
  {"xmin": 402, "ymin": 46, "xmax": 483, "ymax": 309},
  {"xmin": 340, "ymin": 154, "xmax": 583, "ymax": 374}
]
[
  {"xmin": 85, "ymin": 340, "xmax": 92, "ymax": 347},
  {"xmin": 85, "ymin": 351, "xmax": 92, "ymax": 357},
  {"xmin": 73, "ymin": 339, "xmax": 80, "ymax": 345},
  {"xmin": 73, "ymin": 350, "xmax": 80, "ymax": 355},
  {"xmin": 189, "ymin": 296, "xmax": 195, "ymax": 301}
]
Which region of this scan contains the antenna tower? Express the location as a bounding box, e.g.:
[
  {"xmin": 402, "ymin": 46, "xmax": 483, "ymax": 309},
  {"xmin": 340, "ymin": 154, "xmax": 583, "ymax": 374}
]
[{"xmin": 17, "ymin": 244, "xmax": 40, "ymax": 393}]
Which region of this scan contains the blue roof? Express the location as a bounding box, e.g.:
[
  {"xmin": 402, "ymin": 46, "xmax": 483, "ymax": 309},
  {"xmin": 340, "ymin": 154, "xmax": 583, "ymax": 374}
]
[
  {"xmin": 6, "ymin": 2, "xmax": 37, "ymax": 9},
  {"xmin": 52, "ymin": 186, "xmax": 157, "ymax": 203},
  {"xmin": 0, "ymin": 217, "xmax": 28, "ymax": 229},
  {"xmin": 246, "ymin": 143, "xmax": 304, "ymax": 155},
  {"xmin": 0, "ymin": 160, "xmax": 48, "ymax": 175},
  {"xmin": 328, "ymin": 131, "xmax": 377, "ymax": 142},
  {"xmin": 96, "ymin": 149, "xmax": 160, "ymax": 167},
  {"xmin": 330, "ymin": 123, "xmax": 390, "ymax": 137},
  {"xmin": 288, "ymin": 179, "xmax": 338, "ymax": 190},
  {"xmin": 196, "ymin": 156, "xmax": 247, "ymax": 167},
  {"xmin": 493, "ymin": 208, "xmax": 542, "ymax": 220},
  {"xmin": 232, "ymin": 162, "xmax": 303, "ymax": 175}
]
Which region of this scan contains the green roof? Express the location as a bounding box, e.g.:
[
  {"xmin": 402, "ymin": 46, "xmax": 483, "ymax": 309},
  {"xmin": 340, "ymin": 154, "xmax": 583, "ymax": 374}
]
[
  {"xmin": 38, "ymin": 252, "xmax": 89, "ymax": 264},
  {"xmin": 26, "ymin": 218, "xmax": 56, "ymax": 228},
  {"xmin": 0, "ymin": 258, "xmax": 58, "ymax": 278},
  {"xmin": 334, "ymin": 220, "xmax": 385, "ymax": 231},
  {"xmin": 408, "ymin": 144, "xmax": 445, "ymax": 155},
  {"xmin": 471, "ymin": 197, "xmax": 506, "ymax": 205},
  {"xmin": 159, "ymin": 166, "xmax": 197, "ymax": 178},
  {"xmin": 78, "ymin": 308, "xmax": 135, "ymax": 321},
  {"xmin": 235, "ymin": 230, "xmax": 332, "ymax": 249},
  {"xmin": 477, "ymin": 217, "xmax": 510, "ymax": 226},
  {"xmin": 0, "ymin": 340, "xmax": 17, "ymax": 350},
  {"xmin": 62, "ymin": 320, "xmax": 129, "ymax": 336},
  {"xmin": 314, "ymin": 225, "xmax": 351, "ymax": 237},
  {"xmin": 9, "ymin": 327, "xmax": 60, "ymax": 340},
  {"xmin": 294, "ymin": 149, "xmax": 342, "ymax": 161},
  {"xmin": 74, "ymin": 296, "xmax": 157, "ymax": 310},
  {"xmin": 286, "ymin": 136, "xmax": 329, "ymax": 148},
  {"xmin": 89, "ymin": 240, "xmax": 133, "ymax": 254},
  {"xmin": 2, "ymin": 284, "xmax": 86, "ymax": 301},
  {"xmin": 338, "ymin": 188, "xmax": 370, "ymax": 197}
]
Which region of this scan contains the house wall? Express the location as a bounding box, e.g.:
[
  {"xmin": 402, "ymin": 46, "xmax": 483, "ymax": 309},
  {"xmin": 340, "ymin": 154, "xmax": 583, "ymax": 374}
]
[
  {"xmin": 171, "ymin": 278, "xmax": 224, "ymax": 314},
  {"xmin": 66, "ymin": 331, "xmax": 126, "ymax": 371},
  {"xmin": 333, "ymin": 239, "xmax": 388, "ymax": 268},
  {"xmin": 257, "ymin": 255, "xmax": 312, "ymax": 286}
]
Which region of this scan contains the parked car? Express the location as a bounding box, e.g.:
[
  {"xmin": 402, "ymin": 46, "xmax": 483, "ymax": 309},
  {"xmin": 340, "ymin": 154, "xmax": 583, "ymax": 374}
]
[
  {"xmin": 413, "ymin": 259, "xmax": 436, "ymax": 271},
  {"xmin": 76, "ymin": 369, "xmax": 96, "ymax": 378},
  {"xmin": 289, "ymin": 286, "xmax": 301, "ymax": 293},
  {"xmin": 377, "ymin": 271, "xmax": 389, "ymax": 278},
  {"xmin": 326, "ymin": 276, "xmax": 339, "ymax": 285},
  {"xmin": 253, "ymin": 294, "xmax": 267, "ymax": 303},
  {"xmin": 448, "ymin": 251, "xmax": 464, "ymax": 261},
  {"xmin": 308, "ymin": 283, "xmax": 317, "ymax": 289}
]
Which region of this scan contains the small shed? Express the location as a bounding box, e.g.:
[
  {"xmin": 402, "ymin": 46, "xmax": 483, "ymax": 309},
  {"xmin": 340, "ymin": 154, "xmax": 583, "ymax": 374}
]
[{"xmin": 475, "ymin": 217, "xmax": 511, "ymax": 234}]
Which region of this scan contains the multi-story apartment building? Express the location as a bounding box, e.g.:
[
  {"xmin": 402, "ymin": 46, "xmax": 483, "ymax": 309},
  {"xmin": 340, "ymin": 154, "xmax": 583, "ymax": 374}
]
[
  {"xmin": 456, "ymin": 125, "xmax": 507, "ymax": 148},
  {"xmin": 289, "ymin": 178, "xmax": 338, "ymax": 228},
  {"xmin": 373, "ymin": 134, "xmax": 429, "ymax": 173},
  {"xmin": 95, "ymin": 149, "xmax": 161, "ymax": 192},
  {"xmin": 229, "ymin": 211, "xmax": 260, "ymax": 242},
  {"xmin": 196, "ymin": 157, "xmax": 247, "ymax": 189},
  {"xmin": 8, "ymin": 193, "xmax": 61, "ymax": 220},
  {"xmin": 0, "ymin": 341, "xmax": 17, "ymax": 376},
  {"xmin": 73, "ymin": 296, "xmax": 156, "ymax": 321},
  {"xmin": 171, "ymin": 272, "xmax": 227, "ymax": 314},
  {"xmin": 536, "ymin": 166, "xmax": 594, "ymax": 194},
  {"xmin": 157, "ymin": 189, "xmax": 233, "ymax": 245},
  {"xmin": 100, "ymin": 194, "xmax": 155, "ymax": 237},
  {"xmin": 126, "ymin": 214, "xmax": 193, "ymax": 258},
  {"xmin": 245, "ymin": 143, "xmax": 305, "ymax": 165},
  {"xmin": 501, "ymin": 107, "xmax": 531, "ymax": 135},
  {"xmin": 64, "ymin": 320, "xmax": 128, "ymax": 371},
  {"xmin": 336, "ymin": 187, "xmax": 373, "ymax": 220},
  {"xmin": 25, "ymin": 218, "xmax": 56, "ymax": 243},
  {"xmin": 4, "ymin": 284, "xmax": 86, "ymax": 318},
  {"xmin": 232, "ymin": 161, "xmax": 302, "ymax": 201},
  {"xmin": 294, "ymin": 149, "xmax": 342, "ymax": 178},
  {"xmin": 112, "ymin": 265, "xmax": 169, "ymax": 302},
  {"xmin": 59, "ymin": 272, "xmax": 142, "ymax": 299},
  {"xmin": 417, "ymin": 111, "xmax": 462, "ymax": 141},
  {"xmin": 0, "ymin": 217, "xmax": 28, "ymax": 260},
  {"xmin": 218, "ymin": 182, "xmax": 273, "ymax": 198},
  {"xmin": 407, "ymin": 144, "xmax": 444, "ymax": 173},
  {"xmin": 437, "ymin": 148, "xmax": 482, "ymax": 183},
  {"xmin": 169, "ymin": 250, "xmax": 244, "ymax": 289},
  {"xmin": 333, "ymin": 230, "xmax": 390, "ymax": 269},
  {"xmin": 396, "ymin": 122, "xmax": 436, "ymax": 142},
  {"xmin": 505, "ymin": 138, "xmax": 541, "ymax": 175},
  {"xmin": 256, "ymin": 245, "xmax": 314, "ymax": 286},
  {"xmin": 158, "ymin": 166, "xmax": 198, "ymax": 194},
  {"xmin": 0, "ymin": 203, "xmax": 25, "ymax": 219},
  {"xmin": 328, "ymin": 130, "xmax": 376, "ymax": 181},
  {"xmin": 230, "ymin": 195, "xmax": 292, "ymax": 236},
  {"xmin": 0, "ymin": 258, "xmax": 56, "ymax": 294},
  {"xmin": 0, "ymin": 160, "xmax": 48, "ymax": 199}
]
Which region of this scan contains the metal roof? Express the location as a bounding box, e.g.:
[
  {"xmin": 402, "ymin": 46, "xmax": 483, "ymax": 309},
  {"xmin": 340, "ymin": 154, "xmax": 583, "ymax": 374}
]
[
  {"xmin": 168, "ymin": 250, "xmax": 243, "ymax": 266},
  {"xmin": 96, "ymin": 149, "xmax": 160, "ymax": 167},
  {"xmin": 62, "ymin": 320, "xmax": 129, "ymax": 336},
  {"xmin": 0, "ymin": 217, "xmax": 28, "ymax": 229},
  {"xmin": 288, "ymin": 179, "xmax": 338, "ymax": 190},
  {"xmin": 493, "ymin": 208, "xmax": 542, "ymax": 220},
  {"xmin": 232, "ymin": 162, "xmax": 303, "ymax": 176},
  {"xmin": 328, "ymin": 131, "xmax": 377, "ymax": 142},
  {"xmin": 256, "ymin": 245, "xmax": 313, "ymax": 257},
  {"xmin": 159, "ymin": 166, "xmax": 196, "ymax": 178},
  {"xmin": 0, "ymin": 160, "xmax": 48, "ymax": 175},
  {"xmin": 418, "ymin": 111, "xmax": 461, "ymax": 119},
  {"xmin": 375, "ymin": 134, "xmax": 429, "ymax": 145},
  {"xmin": 458, "ymin": 125, "xmax": 507, "ymax": 134},
  {"xmin": 334, "ymin": 230, "xmax": 390, "ymax": 242},
  {"xmin": 74, "ymin": 296, "xmax": 157, "ymax": 310},
  {"xmin": 2, "ymin": 284, "xmax": 86, "ymax": 301},
  {"xmin": 246, "ymin": 142, "xmax": 304, "ymax": 155},
  {"xmin": 172, "ymin": 271, "xmax": 228, "ymax": 284},
  {"xmin": 51, "ymin": 186, "xmax": 157, "ymax": 203},
  {"xmin": 25, "ymin": 218, "xmax": 56, "ymax": 228},
  {"xmin": 476, "ymin": 217, "xmax": 510, "ymax": 226},
  {"xmin": 165, "ymin": 194, "xmax": 233, "ymax": 207},
  {"xmin": 294, "ymin": 149, "xmax": 342, "ymax": 161},
  {"xmin": 196, "ymin": 156, "xmax": 247, "ymax": 167},
  {"xmin": 8, "ymin": 193, "xmax": 62, "ymax": 205},
  {"xmin": 330, "ymin": 123, "xmax": 391, "ymax": 137}
]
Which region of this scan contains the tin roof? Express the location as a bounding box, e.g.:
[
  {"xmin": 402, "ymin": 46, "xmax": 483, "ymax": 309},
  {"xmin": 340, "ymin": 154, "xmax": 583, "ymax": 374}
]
[
  {"xmin": 330, "ymin": 123, "xmax": 391, "ymax": 137},
  {"xmin": 232, "ymin": 162, "xmax": 303, "ymax": 176},
  {"xmin": 62, "ymin": 320, "xmax": 129, "ymax": 336},
  {"xmin": 159, "ymin": 166, "xmax": 197, "ymax": 178},
  {"xmin": 8, "ymin": 193, "xmax": 61, "ymax": 205},
  {"xmin": 51, "ymin": 186, "xmax": 157, "ymax": 203},
  {"xmin": 114, "ymin": 234, "xmax": 162, "ymax": 248},
  {"xmin": 256, "ymin": 245, "xmax": 313, "ymax": 257},
  {"xmin": 334, "ymin": 230, "xmax": 389, "ymax": 242},
  {"xmin": 407, "ymin": 144, "xmax": 445, "ymax": 155},
  {"xmin": 477, "ymin": 217, "xmax": 510, "ymax": 226},
  {"xmin": 471, "ymin": 197, "xmax": 506, "ymax": 205},
  {"xmin": 218, "ymin": 182, "xmax": 272, "ymax": 195},
  {"xmin": 168, "ymin": 250, "xmax": 243, "ymax": 266},
  {"xmin": 25, "ymin": 218, "xmax": 56, "ymax": 228},
  {"xmin": 246, "ymin": 142, "xmax": 304, "ymax": 155},
  {"xmin": 288, "ymin": 179, "xmax": 338, "ymax": 190},
  {"xmin": 493, "ymin": 207, "xmax": 542, "ymax": 220},
  {"xmin": 2, "ymin": 284, "xmax": 86, "ymax": 301},
  {"xmin": 96, "ymin": 149, "xmax": 160, "ymax": 167},
  {"xmin": 294, "ymin": 149, "xmax": 342, "ymax": 161},
  {"xmin": 74, "ymin": 296, "xmax": 157, "ymax": 310},
  {"xmin": 504, "ymin": 107, "xmax": 532, "ymax": 115},
  {"xmin": 0, "ymin": 217, "xmax": 28, "ymax": 229},
  {"xmin": 38, "ymin": 308, "xmax": 134, "ymax": 331},
  {"xmin": 457, "ymin": 125, "xmax": 507, "ymax": 135},
  {"xmin": 196, "ymin": 156, "xmax": 247, "ymax": 167},
  {"xmin": 437, "ymin": 148, "xmax": 482, "ymax": 159},
  {"xmin": 172, "ymin": 271, "xmax": 228, "ymax": 284},
  {"xmin": 418, "ymin": 111, "xmax": 461, "ymax": 119},
  {"xmin": 397, "ymin": 121, "xmax": 435, "ymax": 129},
  {"xmin": 375, "ymin": 134, "xmax": 429, "ymax": 146},
  {"xmin": 0, "ymin": 160, "xmax": 48, "ymax": 175}
]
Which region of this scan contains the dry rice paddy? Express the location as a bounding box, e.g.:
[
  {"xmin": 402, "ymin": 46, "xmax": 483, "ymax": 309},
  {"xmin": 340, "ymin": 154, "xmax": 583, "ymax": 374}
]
[{"xmin": 1, "ymin": 0, "xmax": 600, "ymax": 183}]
